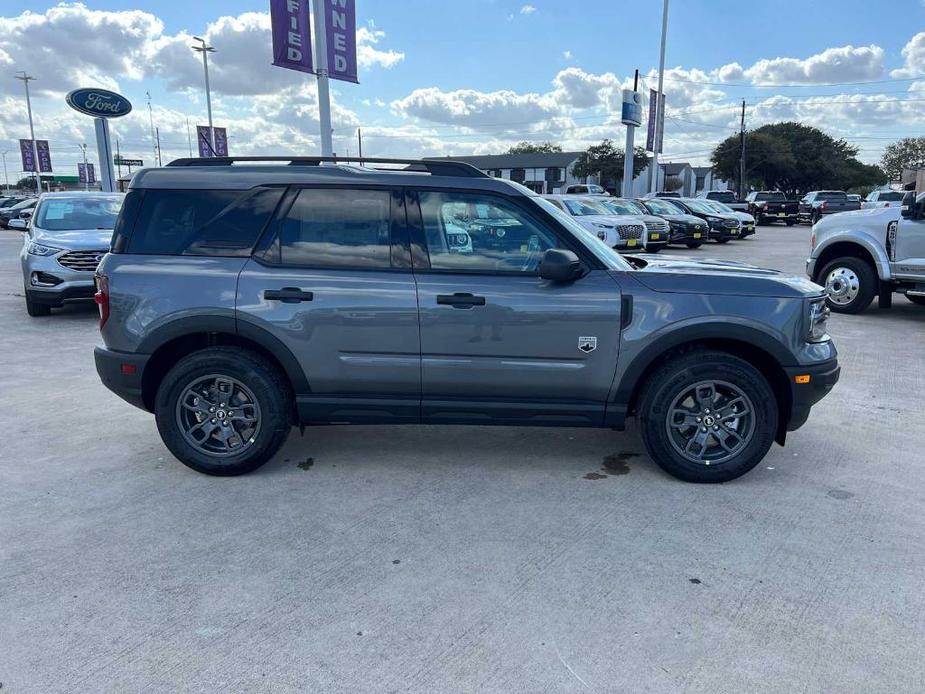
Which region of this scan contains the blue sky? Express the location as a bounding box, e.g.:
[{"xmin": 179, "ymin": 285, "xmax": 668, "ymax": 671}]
[{"xmin": 0, "ymin": 0, "xmax": 923, "ymax": 174}]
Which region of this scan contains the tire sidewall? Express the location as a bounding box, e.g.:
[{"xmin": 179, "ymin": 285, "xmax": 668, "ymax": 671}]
[
  {"xmin": 819, "ymin": 257, "xmax": 876, "ymax": 314},
  {"xmin": 640, "ymin": 354, "xmax": 778, "ymax": 483},
  {"xmin": 154, "ymin": 349, "xmax": 291, "ymax": 475}
]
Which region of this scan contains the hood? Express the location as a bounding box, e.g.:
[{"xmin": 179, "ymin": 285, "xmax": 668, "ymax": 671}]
[
  {"xmin": 654, "ymin": 213, "xmax": 708, "ymax": 227},
  {"xmin": 31, "ymin": 226, "xmax": 113, "ymax": 250},
  {"xmin": 814, "ymin": 206, "xmax": 900, "ymax": 228},
  {"xmin": 733, "ymin": 211, "xmax": 755, "ymax": 223},
  {"xmin": 575, "ymin": 213, "xmax": 644, "ymax": 228},
  {"xmin": 627, "ymin": 253, "xmax": 822, "ymax": 298}
]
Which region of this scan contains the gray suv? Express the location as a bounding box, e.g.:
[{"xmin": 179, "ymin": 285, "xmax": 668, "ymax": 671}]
[{"xmin": 94, "ymin": 157, "xmax": 840, "ymax": 483}]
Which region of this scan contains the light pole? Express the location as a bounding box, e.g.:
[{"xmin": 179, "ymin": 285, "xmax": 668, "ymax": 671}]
[
  {"xmin": 191, "ymin": 36, "xmax": 216, "ymax": 155},
  {"xmin": 648, "ymin": 0, "xmax": 669, "ymax": 194},
  {"xmin": 14, "ymin": 71, "xmax": 40, "ymax": 194},
  {"xmin": 1, "ymin": 150, "xmax": 9, "ymax": 191},
  {"xmin": 146, "ymin": 91, "xmax": 161, "ymax": 166},
  {"xmin": 310, "ymin": 0, "xmax": 334, "ymax": 157},
  {"xmin": 78, "ymin": 143, "xmax": 89, "ymax": 191}
]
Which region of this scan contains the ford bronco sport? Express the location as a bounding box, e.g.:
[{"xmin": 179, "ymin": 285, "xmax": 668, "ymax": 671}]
[{"xmin": 94, "ymin": 157, "xmax": 839, "ymax": 483}]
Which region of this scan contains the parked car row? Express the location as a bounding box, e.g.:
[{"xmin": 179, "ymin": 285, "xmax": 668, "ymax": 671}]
[{"xmin": 0, "ymin": 195, "xmax": 38, "ymax": 229}]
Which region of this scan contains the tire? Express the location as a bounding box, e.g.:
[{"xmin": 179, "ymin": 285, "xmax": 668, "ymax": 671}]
[
  {"xmin": 647, "ymin": 246, "xmax": 661, "ymax": 254},
  {"xmin": 785, "ymin": 220, "xmax": 795, "ymax": 226},
  {"xmin": 154, "ymin": 346, "xmax": 293, "ymax": 476},
  {"xmin": 685, "ymin": 242, "xmax": 702, "ymax": 249},
  {"xmin": 638, "ymin": 350, "xmax": 778, "ymax": 483},
  {"xmin": 24, "ymin": 289, "xmax": 51, "ymax": 317},
  {"xmin": 818, "ymin": 257, "xmax": 876, "ymax": 314},
  {"xmin": 715, "ymin": 238, "xmax": 729, "ymax": 244},
  {"xmin": 906, "ymin": 294, "xmax": 925, "ymax": 306}
]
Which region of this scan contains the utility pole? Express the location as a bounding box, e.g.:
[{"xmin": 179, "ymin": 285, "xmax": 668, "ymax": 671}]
[
  {"xmin": 738, "ymin": 99, "xmax": 746, "ymax": 200},
  {"xmin": 79, "ymin": 143, "xmax": 89, "ymax": 191},
  {"xmin": 357, "ymin": 128, "xmax": 363, "ymax": 159},
  {"xmin": 146, "ymin": 91, "xmax": 160, "ymax": 167},
  {"xmin": 648, "ymin": 0, "xmax": 669, "ymax": 194},
  {"xmin": 14, "ymin": 71, "xmax": 40, "ymax": 194},
  {"xmin": 1, "ymin": 150, "xmax": 9, "ymax": 191},
  {"xmin": 622, "ymin": 69, "xmax": 640, "ymax": 198},
  {"xmin": 186, "ymin": 117, "xmax": 193, "ymax": 157},
  {"xmin": 192, "ymin": 36, "xmax": 216, "ymax": 154},
  {"xmin": 311, "ymin": 0, "xmax": 334, "ymax": 157},
  {"xmin": 155, "ymin": 128, "xmax": 162, "ymax": 167}
]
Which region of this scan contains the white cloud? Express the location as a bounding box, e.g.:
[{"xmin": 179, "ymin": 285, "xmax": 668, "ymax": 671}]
[
  {"xmin": 891, "ymin": 32, "xmax": 925, "ymax": 78},
  {"xmin": 391, "ymin": 86, "xmax": 560, "ymax": 130},
  {"xmin": 356, "ymin": 25, "xmax": 405, "ymax": 69},
  {"xmin": 743, "ymin": 44, "xmax": 885, "ymax": 84},
  {"xmin": 563, "ymin": 50, "xmax": 573, "ymax": 60},
  {"xmin": 520, "ymin": 5, "xmax": 537, "ymax": 15}
]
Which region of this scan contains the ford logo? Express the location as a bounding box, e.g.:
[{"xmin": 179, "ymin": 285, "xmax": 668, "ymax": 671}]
[{"xmin": 65, "ymin": 88, "xmax": 132, "ymax": 119}]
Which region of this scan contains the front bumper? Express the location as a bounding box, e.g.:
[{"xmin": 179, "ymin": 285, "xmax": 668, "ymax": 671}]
[
  {"xmin": 784, "ymin": 359, "xmax": 840, "ymax": 432},
  {"xmin": 710, "ymin": 224, "xmax": 740, "ymax": 240},
  {"xmin": 95, "ymin": 346, "xmax": 151, "ymax": 411},
  {"xmin": 21, "ymin": 250, "xmax": 99, "ymax": 306},
  {"xmin": 668, "ymin": 226, "xmax": 707, "ymax": 244}
]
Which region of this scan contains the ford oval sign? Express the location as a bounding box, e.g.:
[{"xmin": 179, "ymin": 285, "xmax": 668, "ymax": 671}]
[{"xmin": 65, "ymin": 88, "xmax": 132, "ymax": 119}]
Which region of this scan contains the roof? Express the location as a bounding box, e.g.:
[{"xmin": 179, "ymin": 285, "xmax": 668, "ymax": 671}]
[
  {"xmin": 424, "ymin": 151, "xmax": 584, "ymax": 170},
  {"xmin": 661, "ymin": 162, "xmax": 692, "ymax": 176},
  {"xmin": 129, "ymin": 162, "xmax": 540, "ymax": 195}
]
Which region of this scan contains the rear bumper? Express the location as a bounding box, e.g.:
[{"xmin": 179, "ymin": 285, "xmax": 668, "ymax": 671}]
[
  {"xmin": 784, "ymin": 359, "xmax": 840, "ymax": 431},
  {"xmin": 94, "ymin": 346, "xmax": 151, "ymax": 411}
]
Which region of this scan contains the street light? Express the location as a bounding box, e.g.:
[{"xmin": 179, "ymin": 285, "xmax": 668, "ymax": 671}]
[
  {"xmin": 14, "ymin": 70, "xmax": 40, "ymax": 193},
  {"xmin": 191, "ymin": 36, "xmax": 216, "ymax": 155},
  {"xmin": 1, "ymin": 150, "xmax": 9, "ymax": 191},
  {"xmin": 648, "ymin": 0, "xmax": 669, "ymax": 194},
  {"xmin": 78, "ymin": 143, "xmax": 89, "ymax": 191}
]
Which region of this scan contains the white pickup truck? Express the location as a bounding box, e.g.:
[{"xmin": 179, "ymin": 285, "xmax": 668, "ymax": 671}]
[{"xmin": 806, "ymin": 191, "xmax": 925, "ymax": 313}]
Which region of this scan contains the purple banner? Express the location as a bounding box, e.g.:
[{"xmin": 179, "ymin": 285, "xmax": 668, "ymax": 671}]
[
  {"xmin": 655, "ymin": 93, "xmax": 665, "ymax": 154},
  {"xmin": 213, "ymin": 127, "xmax": 229, "ymax": 157},
  {"xmin": 645, "ymin": 89, "xmax": 658, "ymax": 152},
  {"xmin": 197, "ymin": 125, "xmax": 214, "ymax": 157},
  {"xmin": 78, "ymin": 163, "xmax": 96, "ymax": 184},
  {"xmin": 325, "ymin": 0, "xmax": 358, "ymax": 83},
  {"xmin": 271, "ymin": 0, "xmax": 313, "ymax": 74},
  {"xmin": 20, "ymin": 139, "xmax": 36, "ymax": 172},
  {"xmin": 36, "ymin": 140, "xmax": 53, "ymax": 173}
]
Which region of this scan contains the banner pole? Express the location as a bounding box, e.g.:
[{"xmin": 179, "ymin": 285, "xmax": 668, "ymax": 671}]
[{"xmin": 312, "ymin": 0, "xmax": 334, "ymax": 157}]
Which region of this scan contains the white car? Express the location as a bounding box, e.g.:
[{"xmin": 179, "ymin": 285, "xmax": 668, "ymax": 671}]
[
  {"xmin": 562, "ymin": 183, "xmax": 610, "ymax": 197},
  {"xmin": 542, "ymin": 195, "xmax": 646, "ymax": 252},
  {"xmin": 596, "ymin": 198, "xmax": 669, "ymax": 252},
  {"xmin": 862, "ymin": 189, "xmax": 906, "ymax": 210}
]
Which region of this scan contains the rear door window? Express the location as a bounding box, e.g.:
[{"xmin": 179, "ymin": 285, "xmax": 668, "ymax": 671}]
[
  {"xmin": 276, "ymin": 188, "xmax": 393, "ymax": 269},
  {"xmin": 126, "ymin": 188, "xmax": 283, "ymax": 256}
]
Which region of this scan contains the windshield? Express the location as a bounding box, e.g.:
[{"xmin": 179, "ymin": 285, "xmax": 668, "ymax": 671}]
[
  {"xmin": 529, "ymin": 197, "xmax": 633, "ymax": 271},
  {"xmin": 34, "ymin": 196, "xmax": 123, "ymax": 231},
  {"xmin": 708, "ymin": 191, "xmax": 735, "ymax": 202},
  {"xmin": 11, "ymin": 199, "xmax": 35, "ymax": 210},
  {"xmin": 562, "ymin": 198, "xmax": 609, "ymax": 216},
  {"xmin": 703, "ymin": 200, "xmax": 734, "ymax": 214},
  {"xmin": 599, "ymin": 199, "xmax": 643, "ymax": 216},
  {"xmin": 817, "ymin": 191, "xmax": 847, "ymax": 201},
  {"xmin": 682, "ymin": 200, "xmax": 719, "ymax": 215},
  {"xmin": 871, "ymin": 191, "xmax": 903, "ymax": 201},
  {"xmin": 643, "ymin": 199, "xmax": 681, "ymax": 215}
]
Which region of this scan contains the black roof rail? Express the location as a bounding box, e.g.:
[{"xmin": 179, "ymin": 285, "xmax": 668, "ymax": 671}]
[{"xmin": 165, "ymin": 155, "xmax": 488, "ymax": 178}]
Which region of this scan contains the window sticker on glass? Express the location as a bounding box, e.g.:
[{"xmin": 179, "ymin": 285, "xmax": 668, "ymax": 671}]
[{"xmin": 44, "ymin": 202, "xmax": 73, "ymax": 220}]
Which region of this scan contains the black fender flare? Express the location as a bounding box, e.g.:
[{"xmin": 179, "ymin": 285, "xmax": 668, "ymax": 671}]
[{"xmin": 137, "ymin": 314, "xmax": 310, "ymax": 395}]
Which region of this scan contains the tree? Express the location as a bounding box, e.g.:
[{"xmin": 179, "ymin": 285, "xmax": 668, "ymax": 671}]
[
  {"xmin": 506, "ymin": 141, "xmax": 562, "ymax": 154},
  {"xmin": 570, "ymin": 140, "xmax": 649, "ymax": 191},
  {"xmin": 880, "ymin": 137, "xmax": 925, "ymax": 181},
  {"xmin": 663, "ymin": 176, "xmax": 683, "ymax": 192},
  {"xmin": 710, "ymin": 122, "xmax": 883, "ymax": 195}
]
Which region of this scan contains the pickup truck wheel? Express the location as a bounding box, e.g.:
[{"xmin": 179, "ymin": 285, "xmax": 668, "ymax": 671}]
[
  {"xmin": 819, "ymin": 257, "xmax": 876, "ymax": 314},
  {"xmin": 154, "ymin": 347, "xmax": 292, "ymax": 476},
  {"xmin": 785, "ymin": 219, "xmax": 796, "ymax": 226},
  {"xmin": 638, "ymin": 351, "xmax": 777, "ymax": 483},
  {"xmin": 685, "ymin": 242, "xmax": 702, "ymax": 249}
]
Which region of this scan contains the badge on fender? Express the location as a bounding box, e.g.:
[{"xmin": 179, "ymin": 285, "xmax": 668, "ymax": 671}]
[{"xmin": 578, "ymin": 336, "xmax": 597, "ymax": 353}]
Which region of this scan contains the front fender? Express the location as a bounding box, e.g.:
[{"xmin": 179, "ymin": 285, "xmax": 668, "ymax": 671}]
[{"xmin": 812, "ymin": 225, "xmax": 891, "ymax": 280}]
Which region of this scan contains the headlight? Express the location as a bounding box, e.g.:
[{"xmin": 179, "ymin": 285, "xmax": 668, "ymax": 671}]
[
  {"xmin": 806, "ymin": 297, "xmax": 830, "ymax": 342},
  {"xmin": 592, "ymin": 222, "xmax": 613, "ymax": 228},
  {"xmin": 27, "ymin": 242, "xmax": 62, "ymax": 257}
]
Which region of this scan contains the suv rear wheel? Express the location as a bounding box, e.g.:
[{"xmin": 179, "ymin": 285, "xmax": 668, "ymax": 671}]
[
  {"xmin": 818, "ymin": 257, "xmax": 876, "ymax": 314},
  {"xmin": 638, "ymin": 351, "xmax": 778, "ymax": 483},
  {"xmin": 154, "ymin": 347, "xmax": 292, "ymax": 475}
]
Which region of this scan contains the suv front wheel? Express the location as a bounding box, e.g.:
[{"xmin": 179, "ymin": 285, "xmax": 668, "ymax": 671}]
[
  {"xmin": 638, "ymin": 351, "xmax": 778, "ymax": 483},
  {"xmin": 154, "ymin": 347, "xmax": 292, "ymax": 475}
]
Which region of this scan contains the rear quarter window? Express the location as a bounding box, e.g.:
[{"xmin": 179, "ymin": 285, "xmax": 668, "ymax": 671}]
[{"xmin": 125, "ymin": 188, "xmax": 283, "ymax": 256}]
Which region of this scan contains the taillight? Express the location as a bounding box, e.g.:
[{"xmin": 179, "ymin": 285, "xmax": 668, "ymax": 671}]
[{"xmin": 94, "ymin": 274, "xmax": 110, "ymax": 328}]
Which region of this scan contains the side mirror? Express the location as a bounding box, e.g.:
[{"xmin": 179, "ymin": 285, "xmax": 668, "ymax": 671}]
[
  {"xmin": 539, "ymin": 248, "xmax": 583, "ymax": 282},
  {"xmin": 20, "ymin": 209, "xmax": 33, "ymax": 219},
  {"xmin": 901, "ymin": 192, "xmax": 917, "ymax": 219},
  {"xmin": 8, "ymin": 218, "xmax": 27, "ymax": 230}
]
